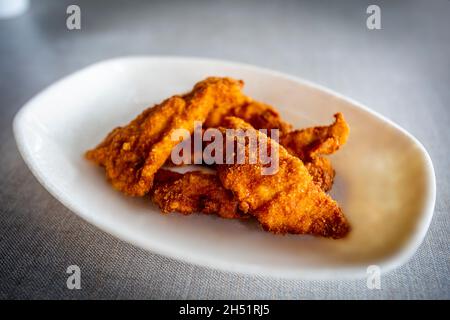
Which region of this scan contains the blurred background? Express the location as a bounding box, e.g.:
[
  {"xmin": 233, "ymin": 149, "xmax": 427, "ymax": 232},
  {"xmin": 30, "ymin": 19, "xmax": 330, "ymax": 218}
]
[{"xmin": 0, "ymin": 0, "xmax": 449, "ymax": 299}]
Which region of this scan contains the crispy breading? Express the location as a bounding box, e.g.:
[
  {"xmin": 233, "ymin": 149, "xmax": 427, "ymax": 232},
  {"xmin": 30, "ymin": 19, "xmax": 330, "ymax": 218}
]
[
  {"xmin": 228, "ymin": 100, "xmax": 292, "ymax": 135},
  {"xmin": 229, "ymin": 106, "xmax": 344, "ymax": 192},
  {"xmin": 86, "ymin": 77, "xmax": 247, "ymax": 196},
  {"xmin": 168, "ymin": 111, "xmax": 343, "ymax": 192},
  {"xmin": 304, "ymin": 157, "xmax": 335, "ymax": 192},
  {"xmin": 202, "ymin": 80, "xmax": 249, "ymax": 128},
  {"xmin": 217, "ymin": 117, "xmax": 350, "ymax": 239},
  {"xmin": 279, "ymin": 113, "xmax": 349, "ymax": 191},
  {"xmin": 228, "ymin": 109, "xmax": 348, "ymax": 192},
  {"xmin": 280, "ymin": 113, "xmax": 349, "ymax": 161},
  {"xmin": 152, "ymin": 169, "xmax": 245, "ymax": 219},
  {"xmin": 165, "ymin": 136, "xmax": 335, "ymax": 192}
]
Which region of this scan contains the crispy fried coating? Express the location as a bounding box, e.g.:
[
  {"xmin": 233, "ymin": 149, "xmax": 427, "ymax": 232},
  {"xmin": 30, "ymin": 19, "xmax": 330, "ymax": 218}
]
[
  {"xmin": 217, "ymin": 117, "xmax": 350, "ymax": 239},
  {"xmin": 226, "ymin": 108, "xmax": 348, "ymax": 191},
  {"xmin": 203, "ymin": 87, "xmax": 291, "ymax": 133},
  {"xmin": 167, "ymin": 111, "xmax": 342, "ymax": 191},
  {"xmin": 279, "ymin": 113, "xmax": 348, "ymax": 191},
  {"xmin": 152, "ymin": 169, "xmax": 245, "ymax": 219},
  {"xmin": 165, "ymin": 135, "xmax": 335, "ymax": 191},
  {"xmin": 229, "ymin": 105, "xmax": 344, "ymax": 192},
  {"xmin": 280, "ymin": 113, "xmax": 349, "ymax": 161},
  {"xmin": 86, "ymin": 77, "xmax": 247, "ymax": 196},
  {"xmin": 280, "ymin": 113, "xmax": 349, "ymax": 192},
  {"xmin": 305, "ymin": 157, "xmax": 335, "ymax": 192},
  {"xmin": 168, "ymin": 114, "xmax": 342, "ymax": 192},
  {"xmin": 228, "ymin": 100, "xmax": 292, "ymax": 135},
  {"xmin": 203, "ymin": 80, "xmax": 249, "ymax": 128}
]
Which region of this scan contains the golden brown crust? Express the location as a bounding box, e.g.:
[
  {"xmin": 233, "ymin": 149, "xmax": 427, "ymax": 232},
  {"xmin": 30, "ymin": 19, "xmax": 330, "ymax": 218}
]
[
  {"xmin": 227, "ymin": 100, "xmax": 292, "ymax": 135},
  {"xmin": 171, "ymin": 108, "xmax": 348, "ymax": 192},
  {"xmin": 279, "ymin": 113, "xmax": 349, "ymax": 192},
  {"xmin": 305, "ymin": 157, "xmax": 335, "ymax": 192},
  {"xmin": 280, "ymin": 113, "xmax": 349, "ymax": 161},
  {"xmin": 202, "ymin": 79, "xmax": 248, "ymax": 128},
  {"xmin": 217, "ymin": 117, "xmax": 350, "ymax": 239},
  {"xmin": 152, "ymin": 169, "xmax": 246, "ymax": 219},
  {"xmin": 85, "ymin": 77, "xmax": 351, "ymax": 238},
  {"xmin": 85, "ymin": 77, "xmax": 247, "ymax": 196},
  {"xmin": 167, "ymin": 111, "xmax": 342, "ymax": 192}
]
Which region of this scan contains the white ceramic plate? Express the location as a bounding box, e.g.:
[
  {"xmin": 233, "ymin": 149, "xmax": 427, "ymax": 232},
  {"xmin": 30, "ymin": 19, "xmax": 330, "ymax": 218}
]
[{"xmin": 13, "ymin": 56, "xmax": 435, "ymax": 279}]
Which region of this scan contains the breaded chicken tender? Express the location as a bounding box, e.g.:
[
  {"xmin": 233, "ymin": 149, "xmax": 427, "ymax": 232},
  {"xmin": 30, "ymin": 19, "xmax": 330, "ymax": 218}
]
[
  {"xmin": 279, "ymin": 113, "xmax": 349, "ymax": 191},
  {"xmin": 280, "ymin": 113, "xmax": 349, "ymax": 161},
  {"xmin": 228, "ymin": 100, "xmax": 292, "ymax": 135},
  {"xmin": 217, "ymin": 117, "xmax": 350, "ymax": 239},
  {"xmin": 304, "ymin": 157, "xmax": 335, "ymax": 192},
  {"xmin": 86, "ymin": 77, "xmax": 247, "ymax": 196},
  {"xmin": 168, "ymin": 109, "xmax": 345, "ymax": 192},
  {"xmin": 152, "ymin": 169, "xmax": 245, "ymax": 219}
]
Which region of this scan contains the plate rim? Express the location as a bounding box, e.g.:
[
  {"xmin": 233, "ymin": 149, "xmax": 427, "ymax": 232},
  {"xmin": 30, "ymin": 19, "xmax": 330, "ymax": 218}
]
[{"xmin": 12, "ymin": 55, "xmax": 437, "ymax": 279}]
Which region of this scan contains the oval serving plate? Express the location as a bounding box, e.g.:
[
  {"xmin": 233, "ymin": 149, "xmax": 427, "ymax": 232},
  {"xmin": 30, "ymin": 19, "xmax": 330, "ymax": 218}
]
[{"xmin": 13, "ymin": 56, "xmax": 435, "ymax": 279}]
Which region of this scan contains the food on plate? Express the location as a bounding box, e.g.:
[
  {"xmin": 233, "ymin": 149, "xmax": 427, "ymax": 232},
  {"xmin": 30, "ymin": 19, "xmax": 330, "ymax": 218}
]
[
  {"xmin": 216, "ymin": 117, "xmax": 350, "ymax": 239},
  {"xmin": 86, "ymin": 77, "xmax": 247, "ymax": 196},
  {"xmin": 167, "ymin": 111, "xmax": 349, "ymax": 192},
  {"xmin": 279, "ymin": 113, "xmax": 349, "ymax": 191},
  {"xmin": 226, "ymin": 100, "xmax": 292, "ymax": 135},
  {"xmin": 86, "ymin": 77, "xmax": 350, "ymax": 238},
  {"xmin": 152, "ymin": 169, "xmax": 245, "ymax": 219},
  {"xmin": 304, "ymin": 157, "xmax": 335, "ymax": 192},
  {"xmin": 280, "ymin": 113, "xmax": 349, "ymax": 161}
]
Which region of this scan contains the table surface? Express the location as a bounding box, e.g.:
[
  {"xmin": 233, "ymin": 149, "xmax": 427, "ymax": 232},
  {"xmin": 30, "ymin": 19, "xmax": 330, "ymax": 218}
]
[{"xmin": 0, "ymin": 0, "xmax": 449, "ymax": 299}]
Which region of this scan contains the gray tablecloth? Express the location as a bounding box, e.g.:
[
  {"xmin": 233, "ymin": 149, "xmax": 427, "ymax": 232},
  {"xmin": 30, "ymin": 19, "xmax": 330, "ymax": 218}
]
[{"xmin": 0, "ymin": 0, "xmax": 449, "ymax": 299}]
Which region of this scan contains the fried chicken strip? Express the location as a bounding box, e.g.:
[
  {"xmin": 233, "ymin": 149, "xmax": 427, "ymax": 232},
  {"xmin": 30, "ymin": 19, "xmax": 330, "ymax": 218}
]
[
  {"xmin": 168, "ymin": 110, "xmax": 346, "ymax": 191},
  {"xmin": 280, "ymin": 113, "xmax": 349, "ymax": 161},
  {"xmin": 227, "ymin": 100, "xmax": 292, "ymax": 135},
  {"xmin": 226, "ymin": 108, "xmax": 348, "ymax": 191},
  {"xmin": 152, "ymin": 169, "xmax": 245, "ymax": 219},
  {"xmin": 216, "ymin": 117, "xmax": 350, "ymax": 239},
  {"xmin": 279, "ymin": 113, "xmax": 349, "ymax": 191},
  {"xmin": 86, "ymin": 77, "xmax": 247, "ymax": 196},
  {"xmin": 305, "ymin": 157, "xmax": 335, "ymax": 192}
]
